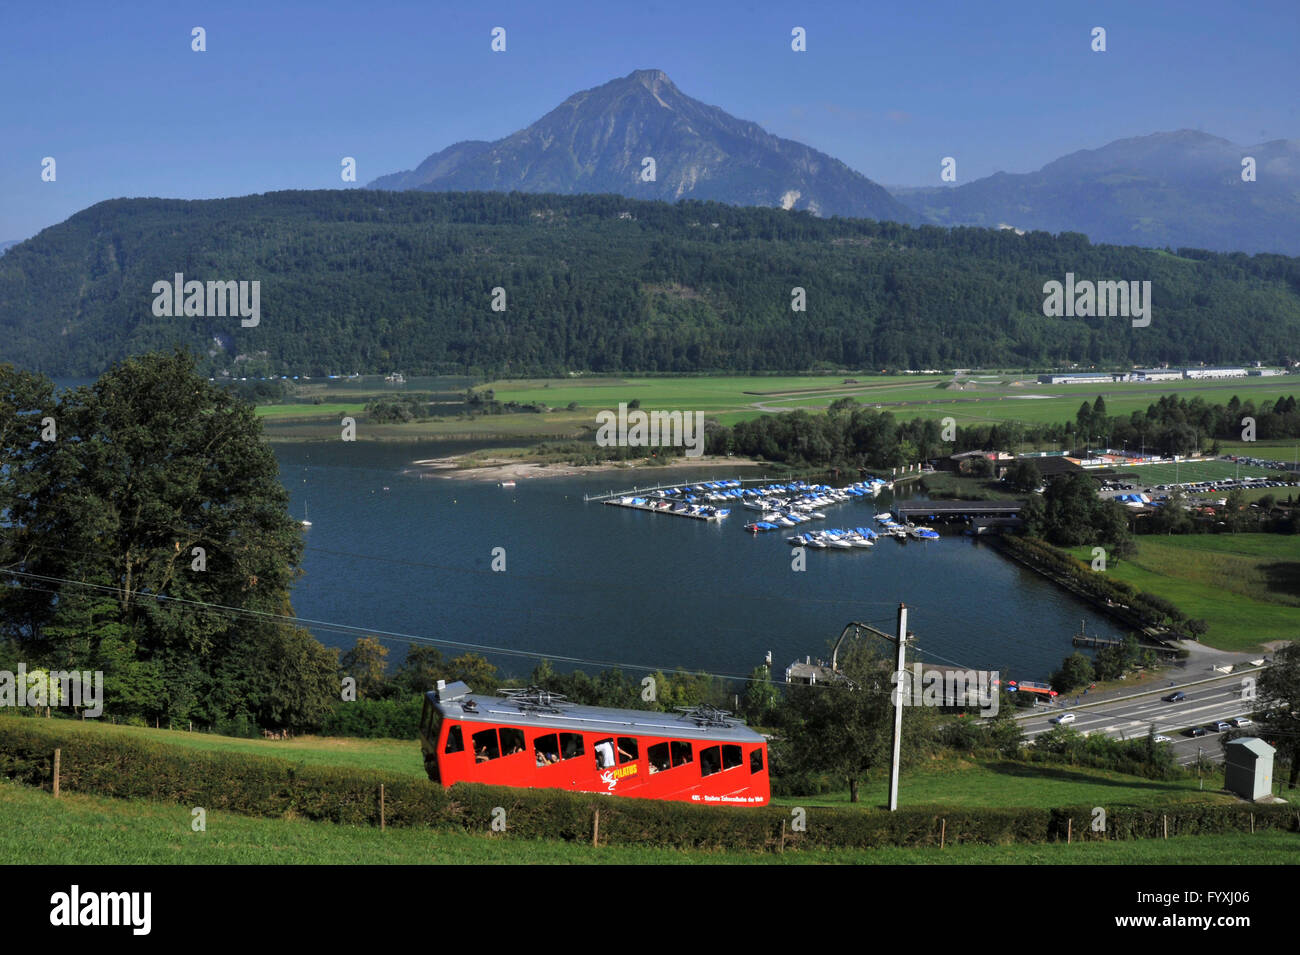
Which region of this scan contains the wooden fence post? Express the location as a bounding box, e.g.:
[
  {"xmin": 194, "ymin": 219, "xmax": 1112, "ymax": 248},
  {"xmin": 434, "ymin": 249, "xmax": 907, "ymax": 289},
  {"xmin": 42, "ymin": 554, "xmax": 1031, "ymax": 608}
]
[
  {"xmin": 1067, "ymin": 817, "xmax": 1072, "ymax": 844},
  {"xmin": 1162, "ymin": 814, "xmax": 1168, "ymax": 839},
  {"xmin": 780, "ymin": 819, "xmax": 786, "ymax": 854},
  {"xmin": 52, "ymin": 748, "xmax": 60, "ymax": 798},
  {"xmin": 379, "ymin": 784, "xmax": 385, "ymax": 831},
  {"xmin": 592, "ymin": 808, "xmax": 600, "ymax": 847},
  {"xmin": 940, "ymin": 818, "xmax": 946, "ymax": 849}
]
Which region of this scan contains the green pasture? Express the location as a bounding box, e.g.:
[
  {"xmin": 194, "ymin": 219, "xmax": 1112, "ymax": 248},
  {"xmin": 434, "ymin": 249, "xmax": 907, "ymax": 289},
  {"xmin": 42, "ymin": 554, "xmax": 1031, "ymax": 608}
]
[
  {"xmin": 243, "ymin": 372, "xmax": 1298, "ymax": 448},
  {"xmin": 1068, "ymin": 534, "xmax": 1300, "ymax": 650},
  {"xmin": 1111, "ymin": 460, "xmax": 1275, "ymax": 485},
  {"xmin": 2, "ymin": 782, "xmax": 1293, "ymax": 865}
]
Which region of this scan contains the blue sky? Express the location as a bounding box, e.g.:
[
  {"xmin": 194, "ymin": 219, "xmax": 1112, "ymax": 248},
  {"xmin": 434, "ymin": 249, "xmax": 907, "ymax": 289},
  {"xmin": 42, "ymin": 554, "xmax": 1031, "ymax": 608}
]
[{"xmin": 1, "ymin": 0, "xmax": 1296, "ymax": 241}]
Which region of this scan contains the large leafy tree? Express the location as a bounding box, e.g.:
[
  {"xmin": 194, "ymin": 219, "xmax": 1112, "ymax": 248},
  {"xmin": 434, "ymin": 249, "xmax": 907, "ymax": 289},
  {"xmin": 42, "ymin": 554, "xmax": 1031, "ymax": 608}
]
[
  {"xmin": 775, "ymin": 640, "xmax": 933, "ymax": 803},
  {"xmin": 0, "ymin": 350, "xmax": 335, "ymax": 728},
  {"xmin": 1258, "ymin": 643, "xmax": 1300, "ymax": 790}
]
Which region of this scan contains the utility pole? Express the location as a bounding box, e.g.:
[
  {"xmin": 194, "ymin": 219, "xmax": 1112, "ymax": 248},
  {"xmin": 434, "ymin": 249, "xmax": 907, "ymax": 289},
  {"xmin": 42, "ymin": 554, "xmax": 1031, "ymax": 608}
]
[
  {"xmin": 888, "ymin": 603, "xmax": 910, "ymax": 812},
  {"xmin": 844, "ymin": 608, "xmax": 913, "ymax": 812}
]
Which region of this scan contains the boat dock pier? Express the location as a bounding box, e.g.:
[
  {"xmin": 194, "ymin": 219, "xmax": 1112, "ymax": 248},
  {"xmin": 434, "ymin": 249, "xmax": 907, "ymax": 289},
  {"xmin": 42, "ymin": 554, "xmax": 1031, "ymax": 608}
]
[
  {"xmin": 602, "ymin": 498, "xmax": 727, "ymax": 521},
  {"xmin": 893, "ymin": 500, "xmax": 1025, "ymax": 523},
  {"xmin": 585, "ymin": 476, "xmax": 788, "ymax": 502},
  {"xmin": 1071, "ymin": 620, "xmax": 1123, "ymax": 648}
]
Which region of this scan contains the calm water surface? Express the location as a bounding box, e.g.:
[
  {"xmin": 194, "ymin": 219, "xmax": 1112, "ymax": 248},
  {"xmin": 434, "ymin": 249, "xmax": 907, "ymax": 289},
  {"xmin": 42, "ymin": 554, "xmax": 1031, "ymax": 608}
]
[{"xmin": 273, "ymin": 442, "xmax": 1117, "ymax": 683}]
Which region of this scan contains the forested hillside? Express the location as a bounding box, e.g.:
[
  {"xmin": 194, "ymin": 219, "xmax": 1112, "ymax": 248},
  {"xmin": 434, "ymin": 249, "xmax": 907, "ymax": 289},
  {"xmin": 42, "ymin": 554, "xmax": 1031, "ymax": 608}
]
[{"xmin": 2, "ymin": 190, "xmax": 1299, "ymax": 377}]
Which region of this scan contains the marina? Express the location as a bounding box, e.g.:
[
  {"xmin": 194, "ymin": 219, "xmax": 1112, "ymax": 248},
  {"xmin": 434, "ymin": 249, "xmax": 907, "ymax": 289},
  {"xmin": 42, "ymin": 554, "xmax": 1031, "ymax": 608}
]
[{"xmin": 596, "ymin": 476, "xmax": 895, "ymax": 528}]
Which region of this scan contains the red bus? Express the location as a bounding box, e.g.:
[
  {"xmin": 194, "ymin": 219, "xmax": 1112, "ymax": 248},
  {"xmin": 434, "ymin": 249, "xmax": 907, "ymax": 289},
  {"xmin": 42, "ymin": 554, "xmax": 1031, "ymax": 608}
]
[{"xmin": 419, "ymin": 682, "xmax": 770, "ymax": 806}]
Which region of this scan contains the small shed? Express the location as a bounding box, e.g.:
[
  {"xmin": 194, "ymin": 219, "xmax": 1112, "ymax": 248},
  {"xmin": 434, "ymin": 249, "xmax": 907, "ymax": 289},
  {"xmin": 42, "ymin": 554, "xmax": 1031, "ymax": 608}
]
[{"xmin": 1223, "ymin": 737, "xmax": 1275, "ymax": 801}]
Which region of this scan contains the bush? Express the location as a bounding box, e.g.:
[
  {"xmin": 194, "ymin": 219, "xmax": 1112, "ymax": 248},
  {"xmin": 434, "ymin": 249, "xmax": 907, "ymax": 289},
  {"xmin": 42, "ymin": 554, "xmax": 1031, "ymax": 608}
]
[{"xmin": 320, "ymin": 697, "xmax": 422, "ymax": 739}]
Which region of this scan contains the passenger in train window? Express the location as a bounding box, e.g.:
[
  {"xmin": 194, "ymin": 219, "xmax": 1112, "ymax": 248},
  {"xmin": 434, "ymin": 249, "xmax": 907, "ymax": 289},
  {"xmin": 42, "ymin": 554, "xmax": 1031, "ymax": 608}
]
[
  {"xmin": 500, "ymin": 727, "xmax": 525, "ymax": 755},
  {"xmin": 534, "ymin": 733, "xmax": 561, "ymax": 765},
  {"xmin": 594, "ymin": 738, "xmax": 615, "ymax": 769},
  {"xmin": 444, "ymin": 725, "xmax": 464, "ymax": 754},
  {"xmin": 670, "ymin": 740, "xmax": 693, "ymax": 767},
  {"xmin": 647, "ymin": 742, "xmax": 670, "ymax": 774}
]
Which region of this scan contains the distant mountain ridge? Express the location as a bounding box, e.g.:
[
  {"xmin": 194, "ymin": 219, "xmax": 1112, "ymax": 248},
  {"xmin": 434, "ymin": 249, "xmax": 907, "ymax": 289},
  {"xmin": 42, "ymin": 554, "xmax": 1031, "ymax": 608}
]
[
  {"xmin": 3, "ymin": 190, "xmax": 1300, "ymax": 379},
  {"xmin": 894, "ymin": 130, "xmax": 1300, "ymax": 255},
  {"xmin": 0, "ymin": 240, "xmax": 19, "ymax": 256},
  {"xmin": 370, "ymin": 72, "xmax": 1299, "ymax": 255},
  {"xmin": 368, "ymin": 69, "xmax": 917, "ymax": 225}
]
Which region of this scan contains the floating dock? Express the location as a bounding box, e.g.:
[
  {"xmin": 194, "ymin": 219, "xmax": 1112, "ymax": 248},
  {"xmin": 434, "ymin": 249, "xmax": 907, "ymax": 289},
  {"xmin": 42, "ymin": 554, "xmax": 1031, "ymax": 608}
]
[
  {"xmin": 603, "ymin": 498, "xmax": 729, "ymax": 521},
  {"xmin": 586, "ymin": 476, "xmax": 775, "ymax": 502}
]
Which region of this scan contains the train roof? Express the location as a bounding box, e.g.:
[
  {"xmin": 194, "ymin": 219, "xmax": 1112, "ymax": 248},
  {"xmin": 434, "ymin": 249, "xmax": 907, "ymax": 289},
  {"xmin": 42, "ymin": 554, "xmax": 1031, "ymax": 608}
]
[{"xmin": 427, "ymin": 683, "xmax": 765, "ymax": 744}]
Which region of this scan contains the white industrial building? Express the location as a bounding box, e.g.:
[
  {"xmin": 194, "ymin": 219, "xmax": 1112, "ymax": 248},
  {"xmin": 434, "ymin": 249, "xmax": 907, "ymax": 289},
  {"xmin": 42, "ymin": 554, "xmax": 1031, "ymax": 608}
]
[
  {"xmin": 1131, "ymin": 369, "xmax": 1183, "ymax": 381},
  {"xmin": 1037, "ymin": 372, "xmax": 1122, "ymax": 385}
]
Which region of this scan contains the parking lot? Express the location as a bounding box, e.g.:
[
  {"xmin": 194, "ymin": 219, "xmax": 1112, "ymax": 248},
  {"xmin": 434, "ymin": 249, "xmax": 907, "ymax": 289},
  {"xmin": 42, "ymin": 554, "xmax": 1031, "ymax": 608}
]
[{"xmin": 1097, "ymin": 455, "xmax": 1297, "ymax": 504}]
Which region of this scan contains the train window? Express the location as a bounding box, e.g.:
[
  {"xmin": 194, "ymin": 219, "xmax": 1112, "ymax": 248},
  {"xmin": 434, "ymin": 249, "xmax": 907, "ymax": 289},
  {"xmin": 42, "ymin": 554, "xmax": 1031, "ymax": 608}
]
[
  {"xmin": 722, "ymin": 745, "xmax": 743, "ymax": 771},
  {"xmin": 444, "ymin": 724, "xmax": 464, "ymax": 754},
  {"xmin": 559, "ymin": 733, "xmax": 585, "ymax": 761},
  {"xmin": 749, "ymin": 749, "xmax": 763, "ymax": 774},
  {"xmin": 472, "ymin": 728, "xmax": 500, "ymax": 762},
  {"xmin": 670, "ymin": 740, "xmax": 693, "ymax": 768},
  {"xmin": 534, "ymin": 733, "xmax": 561, "ymax": 766},
  {"xmin": 699, "ymin": 745, "xmax": 722, "ymax": 777},
  {"xmin": 647, "ymin": 742, "xmax": 670, "ymax": 774},
  {"xmin": 500, "ymin": 727, "xmax": 525, "ymax": 757},
  {"xmin": 594, "ymin": 738, "xmax": 616, "ymax": 769},
  {"xmin": 617, "ymin": 737, "xmax": 638, "ymax": 764}
]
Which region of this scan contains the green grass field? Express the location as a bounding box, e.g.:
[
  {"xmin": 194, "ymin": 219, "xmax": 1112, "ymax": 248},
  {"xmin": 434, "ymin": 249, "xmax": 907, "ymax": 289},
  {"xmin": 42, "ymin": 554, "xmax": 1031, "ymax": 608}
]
[
  {"xmin": 29, "ymin": 718, "xmax": 424, "ymax": 777},
  {"xmin": 1112, "ymin": 459, "xmax": 1276, "ymax": 484},
  {"xmin": 773, "ymin": 759, "xmax": 1236, "ymax": 810},
  {"xmin": 6, "ymin": 718, "xmax": 1285, "ymax": 864},
  {"xmin": 249, "ymin": 373, "xmax": 1299, "ymax": 445},
  {"xmin": 3, "ymin": 781, "xmax": 1294, "ymax": 864},
  {"xmin": 1069, "ymin": 535, "xmax": 1300, "ymax": 650}
]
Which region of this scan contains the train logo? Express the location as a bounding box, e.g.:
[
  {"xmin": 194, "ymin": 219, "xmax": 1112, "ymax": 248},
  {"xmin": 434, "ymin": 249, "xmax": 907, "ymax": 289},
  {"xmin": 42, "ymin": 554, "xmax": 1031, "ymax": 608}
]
[{"xmin": 599, "ymin": 764, "xmax": 638, "ymax": 791}]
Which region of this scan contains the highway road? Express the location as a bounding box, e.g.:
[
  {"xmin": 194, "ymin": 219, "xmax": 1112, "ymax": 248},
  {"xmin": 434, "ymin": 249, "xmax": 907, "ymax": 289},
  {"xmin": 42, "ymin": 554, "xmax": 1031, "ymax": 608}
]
[{"xmin": 1015, "ymin": 667, "xmax": 1267, "ymax": 767}]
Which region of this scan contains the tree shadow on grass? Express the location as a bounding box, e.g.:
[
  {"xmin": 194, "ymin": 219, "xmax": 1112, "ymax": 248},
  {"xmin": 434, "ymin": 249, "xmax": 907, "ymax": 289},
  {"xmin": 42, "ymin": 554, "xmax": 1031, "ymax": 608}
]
[
  {"xmin": 982, "ymin": 760, "xmax": 1194, "ymax": 795},
  {"xmin": 1258, "ymin": 561, "xmax": 1300, "ymax": 604}
]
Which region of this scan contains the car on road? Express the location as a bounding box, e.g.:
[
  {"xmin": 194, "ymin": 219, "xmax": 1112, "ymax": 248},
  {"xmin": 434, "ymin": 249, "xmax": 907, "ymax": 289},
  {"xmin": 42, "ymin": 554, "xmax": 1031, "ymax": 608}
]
[
  {"xmin": 1233, "ymin": 717, "xmax": 1253, "ymax": 727},
  {"xmin": 1214, "ymin": 721, "xmax": 1231, "ymax": 732},
  {"xmin": 1052, "ymin": 713, "xmax": 1076, "ymax": 724},
  {"xmin": 1153, "ymin": 735, "xmax": 1173, "ymax": 743},
  {"xmin": 1186, "ymin": 727, "xmax": 1208, "ymax": 737},
  {"xmin": 1162, "ymin": 691, "xmax": 1186, "ymax": 702}
]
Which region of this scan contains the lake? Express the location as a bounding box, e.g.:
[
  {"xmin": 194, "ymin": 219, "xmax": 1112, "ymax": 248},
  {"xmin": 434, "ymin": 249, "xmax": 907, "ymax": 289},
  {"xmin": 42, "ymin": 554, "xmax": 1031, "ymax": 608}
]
[{"xmin": 273, "ymin": 440, "xmax": 1119, "ymax": 685}]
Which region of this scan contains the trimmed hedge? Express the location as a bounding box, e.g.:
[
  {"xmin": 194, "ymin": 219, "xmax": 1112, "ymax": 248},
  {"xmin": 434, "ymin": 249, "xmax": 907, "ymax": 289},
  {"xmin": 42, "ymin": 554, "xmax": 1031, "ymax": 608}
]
[
  {"xmin": 2, "ymin": 717, "xmax": 1294, "ymax": 851},
  {"xmin": 0, "ymin": 717, "xmax": 448, "ymax": 827}
]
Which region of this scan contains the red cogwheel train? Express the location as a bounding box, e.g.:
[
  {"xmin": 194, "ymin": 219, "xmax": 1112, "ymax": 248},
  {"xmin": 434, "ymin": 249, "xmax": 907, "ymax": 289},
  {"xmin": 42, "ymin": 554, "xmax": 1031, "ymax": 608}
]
[{"xmin": 419, "ymin": 682, "xmax": 770, "ymax": 806}]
